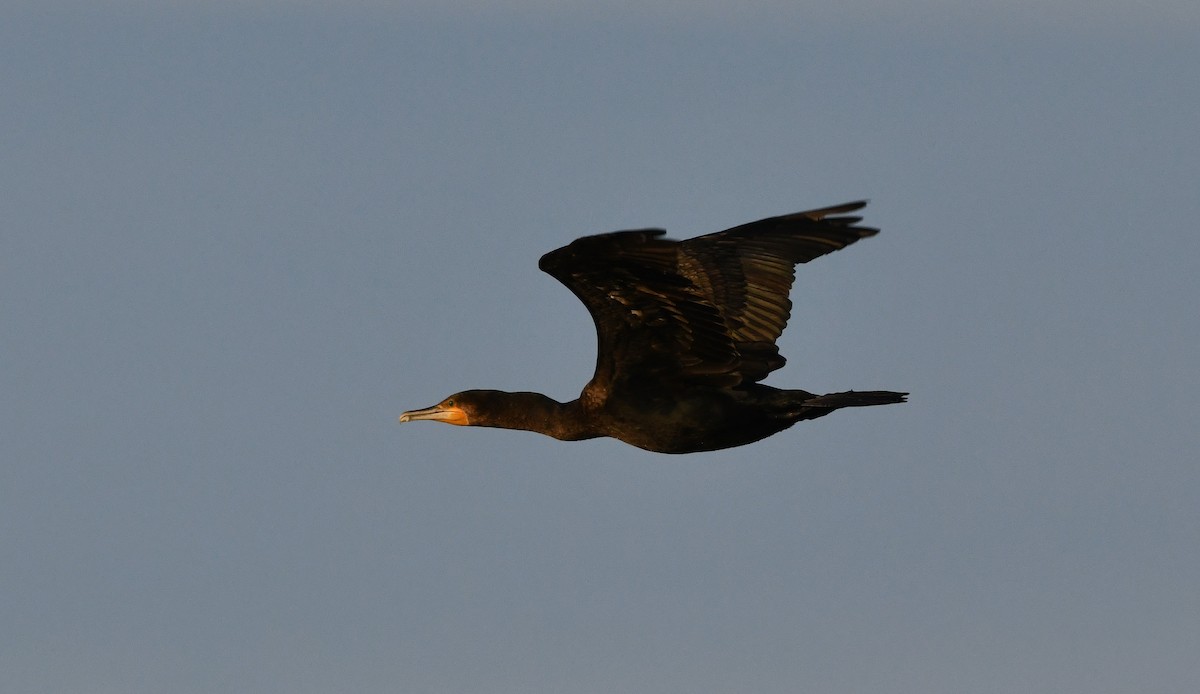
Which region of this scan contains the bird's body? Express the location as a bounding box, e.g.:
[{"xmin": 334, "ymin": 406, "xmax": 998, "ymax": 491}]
[{"xmin": 399, "ymin": 201, "xmax": 906, "ymax": 454}]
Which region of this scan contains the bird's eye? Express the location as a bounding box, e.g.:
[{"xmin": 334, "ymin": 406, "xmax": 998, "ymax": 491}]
[{"xmin": 445, "ymin": 399, "xmax": 455, "ymax": 407}]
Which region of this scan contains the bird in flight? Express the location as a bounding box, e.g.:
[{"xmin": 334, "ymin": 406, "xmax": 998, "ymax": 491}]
[{"xmin": 399, "ymin": 201, "xmax": 905, "ymax": 453}]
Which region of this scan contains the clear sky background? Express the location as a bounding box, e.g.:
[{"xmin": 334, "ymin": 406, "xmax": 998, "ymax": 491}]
[{"xmin": 3, "ymin": 2, "xmax": 1198, "ymax": 693}]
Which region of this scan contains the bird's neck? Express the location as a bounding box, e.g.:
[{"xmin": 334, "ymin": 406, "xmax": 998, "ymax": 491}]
[{"xmin": 474, "ymin": 391, "xmax": 599, "ymax": 442}]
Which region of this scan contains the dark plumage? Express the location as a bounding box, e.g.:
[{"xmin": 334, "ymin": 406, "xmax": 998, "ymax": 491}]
[{"xmin": 399, "ymin": 201, "xmax": 906, "ymax": 453}]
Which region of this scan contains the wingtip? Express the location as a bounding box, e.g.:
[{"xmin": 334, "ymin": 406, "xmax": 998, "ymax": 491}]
[{"xmin": 801, "ymin": 200, "xmax": 868, "ymax": 220}]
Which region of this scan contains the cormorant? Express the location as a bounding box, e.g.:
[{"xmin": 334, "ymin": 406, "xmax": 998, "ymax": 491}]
[{"xmin": 399, "ymin": 201, "xmax": 906, "ymax": 453}]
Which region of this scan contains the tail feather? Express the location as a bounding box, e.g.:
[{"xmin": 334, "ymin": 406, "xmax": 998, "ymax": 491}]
[{"xmin": 804, "ymin": 390, "xmax": 908, "ymax": 409}]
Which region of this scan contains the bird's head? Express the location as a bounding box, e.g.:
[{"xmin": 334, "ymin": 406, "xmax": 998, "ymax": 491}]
[{"xmin": 398, "ymin": 390, "xmax": 502, "ymax": 427}]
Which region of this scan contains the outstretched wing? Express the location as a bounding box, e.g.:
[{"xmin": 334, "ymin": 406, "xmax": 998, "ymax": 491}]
[{"xmin": 538, "ymin": 201, "xmax": 878, "ymax": 403}]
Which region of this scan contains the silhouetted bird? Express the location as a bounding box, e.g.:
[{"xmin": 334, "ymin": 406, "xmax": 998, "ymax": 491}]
[{"xmin": 399, "ymin": 201, "xmax": 905, "ymax": 453}]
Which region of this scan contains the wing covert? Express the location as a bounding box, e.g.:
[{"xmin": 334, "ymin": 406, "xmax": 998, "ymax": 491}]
[{"xmin": 539, "ymin": 230, "xmax": 741, "ymax": 402}]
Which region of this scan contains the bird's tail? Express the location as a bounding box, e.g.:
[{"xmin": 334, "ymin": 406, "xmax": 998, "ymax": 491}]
[
  {"xmin": 769, "ymin": 388, "xmax": 907, "ymax": 422},
  {"xmin": 804, "ymin": 390, "xmax": 908, "ymax": 409}
]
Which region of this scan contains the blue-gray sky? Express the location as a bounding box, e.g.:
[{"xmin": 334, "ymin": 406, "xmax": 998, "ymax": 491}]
[{"xmin": 3, "ymin": 3, "xmax": 1198, "ymax": 693}]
